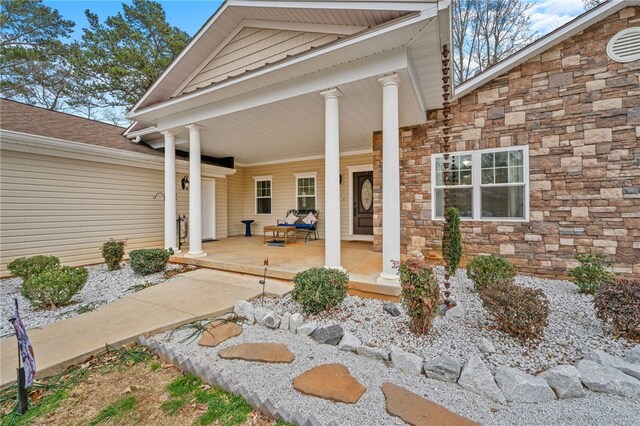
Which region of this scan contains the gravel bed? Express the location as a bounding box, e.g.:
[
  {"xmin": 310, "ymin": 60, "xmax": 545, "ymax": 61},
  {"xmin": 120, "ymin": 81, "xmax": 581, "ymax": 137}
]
[
  {"xmin": 0, "ymin": 262, "xmax": 185, "ymax": 337},
  {"xmin": 151, "ymin": 324, "xmax": 640, "ymax": 426},
  {"xmin": 261, "ymin": 267, "xmax": 634, "ymax": 374}
]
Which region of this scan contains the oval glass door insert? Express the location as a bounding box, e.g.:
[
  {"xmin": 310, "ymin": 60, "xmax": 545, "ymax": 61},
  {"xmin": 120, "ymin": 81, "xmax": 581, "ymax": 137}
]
[{"xmin": 361, "ymin": 179, "xmax": 373, "ymax": 211}]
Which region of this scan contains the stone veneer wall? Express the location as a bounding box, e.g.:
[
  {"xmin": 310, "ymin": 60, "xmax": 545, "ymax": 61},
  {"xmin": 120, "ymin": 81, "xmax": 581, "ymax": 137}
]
[{"xmin": 373, "ymin": 7, "xmax": 640, "ymax": 277}]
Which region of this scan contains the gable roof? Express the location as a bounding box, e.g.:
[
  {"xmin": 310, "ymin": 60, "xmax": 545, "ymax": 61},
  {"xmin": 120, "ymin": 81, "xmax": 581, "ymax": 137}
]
[
  {"xmin": 0, "ymin": 99, "xmax": 161, "ymax": 156},
  {"xmin": 454, "ymin": 0, "xmax": 640, "ymax": 99},
  {"xmin": 129, "ymin": 0, "xmax": 437, "ymax": 114}
]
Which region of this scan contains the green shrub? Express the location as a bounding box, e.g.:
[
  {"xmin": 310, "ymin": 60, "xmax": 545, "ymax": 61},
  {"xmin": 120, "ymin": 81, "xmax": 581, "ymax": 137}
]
[
  {"xmin": 7, "ymin": 255, "xmax": 60, "ymax": 281},
  {"xmin": 570, "ymin": 253, "xmax": 613, "ymax": 294},
  {"xmin": 292, "ymin": 267, "xmax": 349, "ymax": 314},
  {"xmin": 480, "ymin": 281, "xmax": 549, "ymax": 341},
  {"xmin": 21, "ymin": 266, "xmax": 88, "ymax": 309},
  {"xmin": 466, "ymin": 255, "xmax": 517, "ymax": 292},
  {"xmin": 128, "ymin": 248, "xmax": 171, "ymax": 275},
  {"xmin": 398, "ymin": 257, "xmax": 440, "ymax": 335},
  {"xmin": 442, "ymin": 207, "xmax": 462, "ymax": 275},
  {"xmin": 594, "ymin": 279, "xmax": 640, "ymax": 341},
  {"xmin": 101, "ymin": 239, "xmax": 126, "ymax": 270}
]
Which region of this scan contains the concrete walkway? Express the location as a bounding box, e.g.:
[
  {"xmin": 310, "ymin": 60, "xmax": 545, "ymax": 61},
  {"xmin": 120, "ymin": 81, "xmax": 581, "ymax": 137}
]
[{"xmin": 0, "ymin": 269, "xmax": 291, "ymax": 388}]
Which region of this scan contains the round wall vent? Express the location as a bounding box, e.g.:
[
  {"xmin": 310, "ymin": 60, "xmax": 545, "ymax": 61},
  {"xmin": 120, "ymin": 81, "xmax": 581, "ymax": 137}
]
[{"xmin": 606, "ymin": 27, "xmax": 640, "ymax": 63}]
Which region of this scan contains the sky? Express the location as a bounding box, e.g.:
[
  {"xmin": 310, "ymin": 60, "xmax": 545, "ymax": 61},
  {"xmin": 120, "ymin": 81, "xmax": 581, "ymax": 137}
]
[{"xmin": 44, "ymin": 0, "xmax": 588, "ymax": 40}]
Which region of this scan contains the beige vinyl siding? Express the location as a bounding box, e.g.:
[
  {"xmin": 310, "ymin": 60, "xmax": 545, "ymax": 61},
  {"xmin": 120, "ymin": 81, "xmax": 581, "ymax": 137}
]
[
  {"xmin": 236, "ymin": 153, "xmax": 372, "ymax": 238},
  {"xmin": 226, "ymin": 167, "xmax": 245, "ymax": 236},
  {"xmin": 1, "ymin": 149, "xmax": 228, "ymax": 276},
  {"xmin": 181, "ymin": 27, "xmax": 342, "ymax": 94}
]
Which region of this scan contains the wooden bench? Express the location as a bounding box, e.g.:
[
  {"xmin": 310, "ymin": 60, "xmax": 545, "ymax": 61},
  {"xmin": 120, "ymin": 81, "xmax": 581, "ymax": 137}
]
[{"xmin": 263, "ymin": 225, "xmax": 296, "ymax": 245}]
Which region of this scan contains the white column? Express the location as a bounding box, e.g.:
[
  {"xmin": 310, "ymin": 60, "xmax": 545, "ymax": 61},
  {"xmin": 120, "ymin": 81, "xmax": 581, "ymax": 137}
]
[
  {"xmin": 321, "ymin": 88, "xmax": 343, "ymax": 270},
  {"xmin": 162, "ymin": 130, "xmax": 178, "ymax": 253},
  {"xmin": 186, "ymin": 124, "xmax": 206, "ymax": 257},
  {"xmin": 377, "ymin": 73, "xmax": 401, "ymax": 285}
]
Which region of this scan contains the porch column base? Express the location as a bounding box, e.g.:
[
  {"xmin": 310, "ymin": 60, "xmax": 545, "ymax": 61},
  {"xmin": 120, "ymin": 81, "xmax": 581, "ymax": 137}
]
[
  {"xmin": 376, "ymin": 273, "xmax": 400, "ymax": 287},
  {"xmin": 171, "ymin": 249, "xmax": 182, "ymax": 254},
  {"xmin": 185, "ymin": 251, "xmax": 207, "ymax": 258},
  {"xmin": 324, "ymin": 265, "xmax": 346, "ymax": 273}
]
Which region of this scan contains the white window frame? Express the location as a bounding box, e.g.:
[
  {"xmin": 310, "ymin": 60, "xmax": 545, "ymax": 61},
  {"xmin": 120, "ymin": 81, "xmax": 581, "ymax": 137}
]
[
  {"xmin": 253, "ymin": 175, "xmax": 272, "ymax": 215},
  {"xmin": 431, "ymin": 146, "xmax": 529, "ymax": 222},
  {"xmin": 294, "ymin": 172, "xmax": 317, "ymax": 211}
]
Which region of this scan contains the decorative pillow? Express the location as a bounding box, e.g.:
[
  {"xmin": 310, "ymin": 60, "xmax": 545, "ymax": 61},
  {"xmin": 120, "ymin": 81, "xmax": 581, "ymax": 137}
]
[
  {"xmin": 285, "ymin": 212, "xmax": 298, "ymax": 225},
  {"xmin": 302, "ymin": 212, "xmax": 317, "ymax": 225}
]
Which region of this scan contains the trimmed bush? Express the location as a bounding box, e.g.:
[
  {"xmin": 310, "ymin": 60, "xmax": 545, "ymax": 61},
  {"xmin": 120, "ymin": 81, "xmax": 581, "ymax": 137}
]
[
  {"xmin": 480, "ymin": 281, "xmax": 549, "ymax": 341},
  {"xmin": 292, "ymin": 267, "xmax": 349, "ymax": 314},
  {"xmin": 442, "ymin": 207, "xmax": 462, "ymax": 275},
  {"xmin": 570, "ymin": 253, "xmax": 613, "ymax": 295},
  {"xmin": 398, "ymin": 257, "xmax": 440, "ymax": 335},
  {"xmin": 7, "ymin": 255, "xmax": 60, "ymax": 281},
  {"xmin": 101, "ymin": 239, "xmax": 126, "ymax": 270},
  {"xmin": 128, "ymin": 248, "xmax": 171, "ymax": 275},
  {"xmin": 466, "ymin": 255, "xmax": 517, "ymax": 292},
  {"xmin": 21, "ymin": 266, "xmax": 88, "ymax": 309},
  {"xmin": 594, "ymin": 279, "xmax": 640, "ymax": 341}
]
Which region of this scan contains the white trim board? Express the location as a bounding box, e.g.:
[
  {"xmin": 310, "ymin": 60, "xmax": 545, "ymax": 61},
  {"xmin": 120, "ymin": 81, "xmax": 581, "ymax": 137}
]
[
  {"xmin": 0, "ymin": 130, "xmax": 236, "ymax": 178},
  {"xmin": 235, "ymin": 149, "xmax": 372, "ymax": 168},
  {"xmin": 347, "ymin": 164, "xmax": 374, "ymax": 238}
]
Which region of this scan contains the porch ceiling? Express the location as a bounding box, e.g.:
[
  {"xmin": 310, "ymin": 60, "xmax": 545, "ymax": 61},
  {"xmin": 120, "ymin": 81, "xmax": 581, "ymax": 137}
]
[{"xmin": 154, "ymin": 70, "xmax": 422, "ymax": 165}]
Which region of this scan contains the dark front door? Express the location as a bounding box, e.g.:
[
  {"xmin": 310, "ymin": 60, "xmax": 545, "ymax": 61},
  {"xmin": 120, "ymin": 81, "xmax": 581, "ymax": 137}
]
[{"xmin": 353, "ymin": 171, "xmax": 374, "ymax": 235}]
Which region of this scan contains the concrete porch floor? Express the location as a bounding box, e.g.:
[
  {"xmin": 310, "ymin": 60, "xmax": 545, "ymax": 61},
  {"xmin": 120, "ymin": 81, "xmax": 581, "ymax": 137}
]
[{"xmin": 172, "ymin": 236, "xmax": 400, "ymax": 299}]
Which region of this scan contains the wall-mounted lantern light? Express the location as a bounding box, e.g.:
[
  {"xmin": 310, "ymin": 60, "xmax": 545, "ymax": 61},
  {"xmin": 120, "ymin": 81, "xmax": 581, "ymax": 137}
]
[{"xmin": 180, "ymin": 175, "xmax": 190, "ymax": 190}]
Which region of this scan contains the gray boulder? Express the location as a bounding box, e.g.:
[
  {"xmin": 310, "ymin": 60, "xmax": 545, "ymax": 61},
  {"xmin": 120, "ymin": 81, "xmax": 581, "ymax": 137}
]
[
  {"xmin": 585, "ymin": 349, "xmax": 640, "ymax": 380},
  {"xmin": 233, "ymin": 300, "xmax": 254, "ymax": 323},
  {"xmin": 296, "ymin": 322, "xmax": 318, "ymax": 336},
  {"xmin": 576, "ymin": 360, "xmax": 640, "ymax": 398},
  {"xmin": 382, "ymin": 301, "xmax": 401, "ymax": 317},
  {"xmin": 495, "ymin": 366, "xmax": 555, "ymax": 403},
  {"xmin": 445, "ymin": 304, "xmax": 465, "ymax": 318},
  {"xmin": 253, "ymin": 306, "xmax": 269, "ymax": 324},
  {"xmin": 310, "ymin": 324, "xmax": 344, "ymax": 345},
  {"xmin": 538, "ymin": 365, "xmax": 586, "ymax": 399},
  {"xmin": 389, "ymin": 346, "xmax": 423, "ymax": 375},
  {"xmin": 279, "ymin": 312, "xmax": 291, "ymax": 331},
  {"xmin": 625, "ymin": 345, "xmax": 640, "ymax": 365},
  {"xmin": 263, "ymin": 312, "xmax": 281, "ymax": 329},
  {"xmin": 356, "ymin": 346, "xmax": 389, "ymax": 361},
  {"xmin": 424, "ymin": 356, "xmax": 462, "ymax": 383},
  {"xmin": 338, "ymin": 332, "xmax": 361, "ymax": 352},
  {"xmin": 289, "ymin": 313, "xmax": 304, "ymax": 333},
  {"xmin": 458, "ymin": 355, "xmax": 506, "ymax": 404},
  {"xmin": 478, "ymin": 338, "xmax": 496, "ymax": 354}
]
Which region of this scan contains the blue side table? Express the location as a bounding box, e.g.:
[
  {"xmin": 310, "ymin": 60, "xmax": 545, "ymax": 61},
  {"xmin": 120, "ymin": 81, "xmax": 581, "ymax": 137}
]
[{"xmin": 241, "ymin": 220, "xmax": 255, "ymax": 237}]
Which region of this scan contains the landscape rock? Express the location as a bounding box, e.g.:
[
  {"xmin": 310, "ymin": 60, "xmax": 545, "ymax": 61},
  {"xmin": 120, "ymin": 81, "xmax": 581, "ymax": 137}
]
[
  {"xmin": 389, "ymin": 346, "xmax": 423, "ymax": 375},
  {"xmin": 279, "ymin": 312, "xmax": 291, "ymax": 331},
  {"xmin": 445, "ymin": 304, "xmax": 465, "ymax": 319},
  {"xmin": 338, "ymin": 332, "xmax": 361, "ymax": 352},
  {"xmin": 356, "ymin": 346, "xmax": 389, "ymax": 361},
  {"xmin": 296, "ymin": 322, "xmax": 318, "ymax": 336},
  {"xmin": 478, "ymin": 338, "xmax": 496, "ymax": 354},
  {"xmin": 233, "ymin": 300, "xmax": 254, "ymax": 323},
  {"xmin": 289, "ymin": 313, "xmax": 304, "ymax": 333},
  {"xmin": 576, "ymin": 360, "xmax": 640, "ymax": 397},
  {"xmin": 585, "ymin": 349, "xmax": 640, "ymax": 380},
  {"xmin": 424, "ymin": 355, "xmax": 462, "ymax": 383},
  {"xmin": 218, "ymin": 343, "xmax": 295, "ymax": 363},
  {"xmin": 310, "ymin": 324, "xmax": 344, "ymax": 345},
  {"xmin": 292, "ymin": 364, "xmax": 366, "ymax": 403},
  {"xmin": 382, "ymin": 383, "xmax": 479, "ymax": 426},
  {"xmin": 253, "ymin": 307, "xmax": 270, "ymax": 325},
  {"xmin": 382, "ymin": 301, "xmax": 401, "ymax": 317},
  {"xmin": 198, "ymin": 321, "xmax": 243, "ymax": 347},
  {"xmin": 538, "ymin": 365, "xmax": 587, "ymax": 399},
  {"xmin": 494, "ymin": 366, "xmax": 556, "ymax": 403},
  {"xmin": 457, "ymin": 355, "xmax": 506, "ymax": 404},
  {"xmin": 625, "ymin": 345, "xmax": 640, "ymax": 365},
  {"xmin": 263, "ymin": 312, "xmax": 281, "ymax": 329}
]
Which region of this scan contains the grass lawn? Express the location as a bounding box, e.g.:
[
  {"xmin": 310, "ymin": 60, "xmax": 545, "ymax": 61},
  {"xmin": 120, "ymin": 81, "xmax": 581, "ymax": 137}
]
[{"xmin": 0, "ymin": 345, "xmax": 289, "ymax": 426}]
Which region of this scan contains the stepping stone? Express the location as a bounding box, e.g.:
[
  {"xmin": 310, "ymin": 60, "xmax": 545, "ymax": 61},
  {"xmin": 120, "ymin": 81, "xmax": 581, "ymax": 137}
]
[
  {"xmin": 293, "ymin": 364, "xmax": 366, "ymax": 403},
  {"xmin": 382, "ymin": 383, "xmax": 479, "ymax": 426},
  {"xmin": 218, "ymin": 343, "xmax": 295, "ymax": 363},
  {"xmin": 198, "ymin": 321, "xmax": 243, "ymax": 347}
]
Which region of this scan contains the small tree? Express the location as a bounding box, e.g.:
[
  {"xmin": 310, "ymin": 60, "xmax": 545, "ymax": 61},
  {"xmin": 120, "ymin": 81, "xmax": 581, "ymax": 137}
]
[
  {"xmin": 397, "ymin": 257, "xmax": 440, "ymax": 335},
  {"xmin": 442, "ymin": 207, "xmax": 462, "ymax": 276}
]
